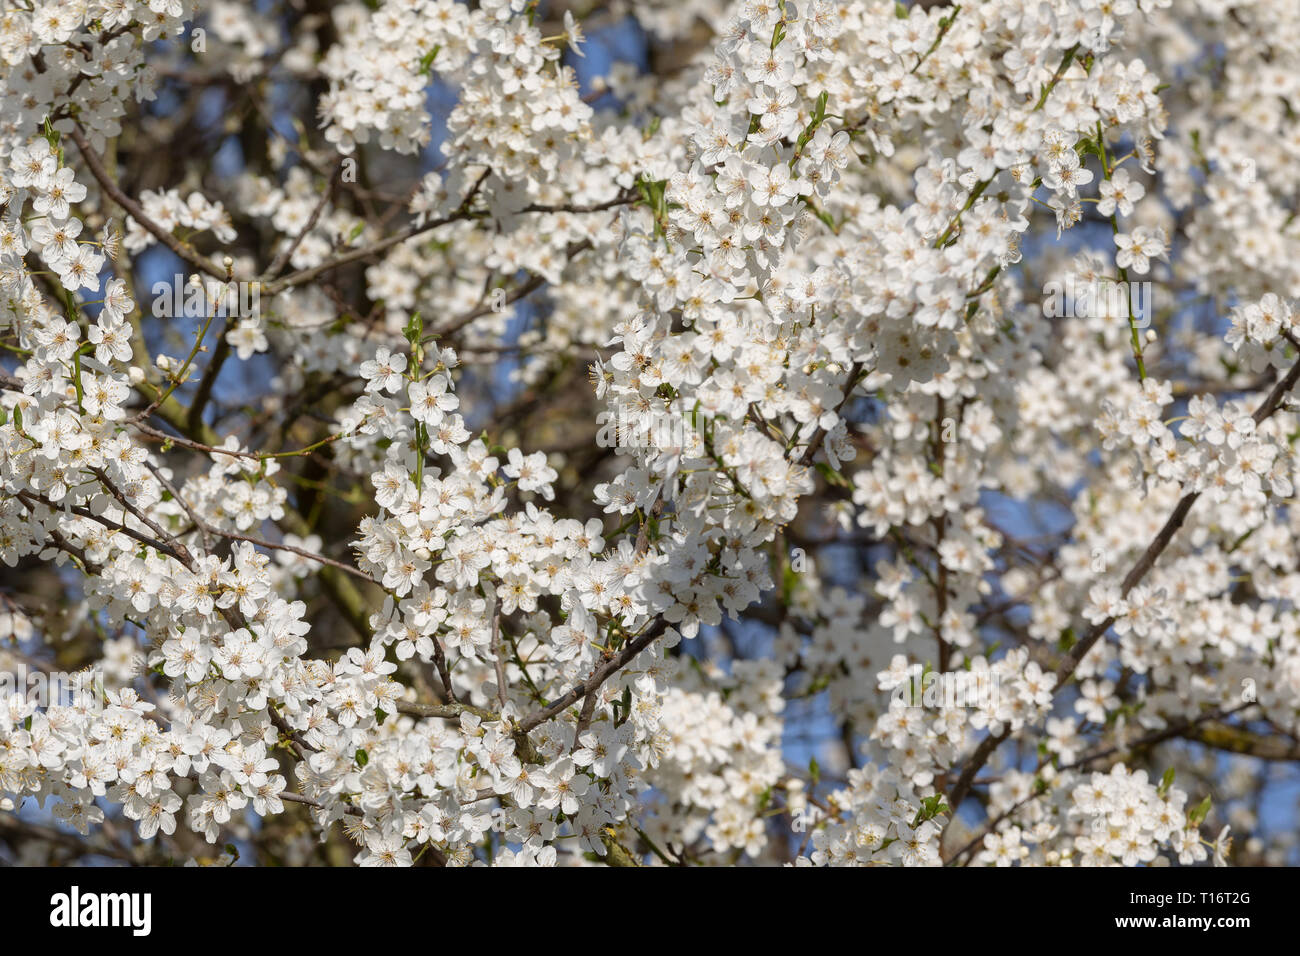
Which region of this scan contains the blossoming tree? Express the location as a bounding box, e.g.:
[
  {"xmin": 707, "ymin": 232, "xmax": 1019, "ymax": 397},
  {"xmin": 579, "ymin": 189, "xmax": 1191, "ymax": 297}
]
[{"xmin": 0, "ymin": 0, "xmax": 1298, "ymax": 867}]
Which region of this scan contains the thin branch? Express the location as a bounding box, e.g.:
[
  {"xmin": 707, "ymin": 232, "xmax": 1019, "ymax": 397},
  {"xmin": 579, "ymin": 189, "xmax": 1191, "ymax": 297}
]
[
  {"xmin": 69, "ymin": 125, "xmax": 231, "ymax": 281},
  {"xmin": 262, "ymin": 165, "xmax": 340, "ymax": 281},
  {"xmin": 516, "ymin": 619, "xmax": 668, "ymax": 734},
  {"xmin": 490, "ymin": 607, "xmax": 508, "ymax": 710},
  {"xmin": 946, "ymin": 345, "xmax": 1300, "ymax": 814},
  {"xmin": 260, "ymin": 169, "xmax": 491, "ymax": 296}
]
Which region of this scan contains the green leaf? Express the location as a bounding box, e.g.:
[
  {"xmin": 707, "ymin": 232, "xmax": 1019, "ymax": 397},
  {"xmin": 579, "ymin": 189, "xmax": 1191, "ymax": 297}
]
[
  {"xmin": 72, "ymin": 348, "xmax": 84, "ymax": 409},
  {"xmin": 781, "ymin": 561, "xmax": 799, "ymax": 606},
  {"xmin": 1058, "ymin": 627, "xmax": 1077, "ymax": 652},
  {"xmin": 403, "ymin": 311, "xmax": 423, "ymax": 345},
  {"xmin": 813, "ymin": 460, "xmax": 850, "ymax": 488},
  {"xmin": 355, "ymin": 748, "xmax": 369, "ymax": 767},
  {"xmin": 418, "ymin": 44, "xmax": 441, "ymax": 76},
  {"xmin": 1188, "ymin": 794, "xmax": 1213, "ymax": 826},
  {"xmin": 802, "ymin": 197, "xmax": 835, "ymax": 231},
  {"xmin": 911, "ymin": 794, "xmax": 951, "ymax": 828},
  {"xmin": 1158, "ymin": 766, "xmax": 1175, "ymax": 797}
]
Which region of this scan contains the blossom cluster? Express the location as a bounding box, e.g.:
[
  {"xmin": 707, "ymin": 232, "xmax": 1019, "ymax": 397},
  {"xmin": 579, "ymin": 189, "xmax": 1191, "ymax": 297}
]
[{"xmin": 0, "ymin": 0, "xmax": 1297, "ymax": 869}]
